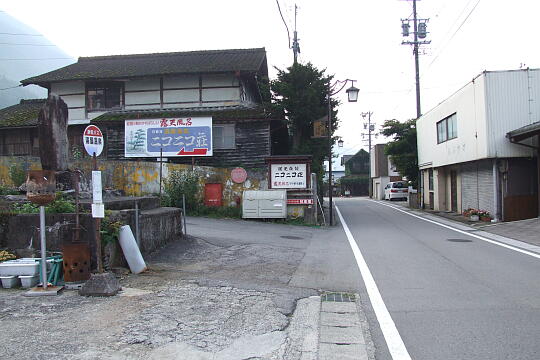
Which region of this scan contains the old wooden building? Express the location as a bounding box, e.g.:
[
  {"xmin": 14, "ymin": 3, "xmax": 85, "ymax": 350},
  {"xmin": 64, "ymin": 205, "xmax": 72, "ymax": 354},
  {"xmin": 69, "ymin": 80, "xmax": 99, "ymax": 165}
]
[{"xmin": 8, "ymin": 48, "xmax": 286, "ymax": 167}]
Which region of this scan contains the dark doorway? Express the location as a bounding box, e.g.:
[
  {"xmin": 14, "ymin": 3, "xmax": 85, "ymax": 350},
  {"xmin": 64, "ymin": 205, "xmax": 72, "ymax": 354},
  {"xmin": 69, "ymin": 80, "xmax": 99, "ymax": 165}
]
[{"xmin": 450, "ymin": 170, "xmax": 458, "ymax": 212}]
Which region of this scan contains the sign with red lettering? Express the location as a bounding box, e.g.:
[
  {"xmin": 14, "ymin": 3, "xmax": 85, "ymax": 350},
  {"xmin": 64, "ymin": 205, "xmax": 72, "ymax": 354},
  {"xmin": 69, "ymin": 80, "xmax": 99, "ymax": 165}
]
[
  {"xmin": 287, "ymin": 199, "xmax": 314, "ymax": 205},
  {"xmin": 83, "ymin": 125, "xmax": 104, "ymax": 156},
  {"xmin": 124, "ymin": 117, "xmax": 213, "ymax": 157},
  {"xmin": 270, "ymin": 164, "xmax": 307, "ymax": 189}
]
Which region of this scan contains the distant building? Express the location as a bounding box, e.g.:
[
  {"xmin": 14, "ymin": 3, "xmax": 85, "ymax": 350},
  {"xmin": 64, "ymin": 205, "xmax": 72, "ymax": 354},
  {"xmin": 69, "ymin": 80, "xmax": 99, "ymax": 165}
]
[
  {"xmin": 417, "ymin": 69, "xmax": 539, "ymax": 221},
  {"xmin": 370, "ymin": 143, "xmax": 402, "ymax": 200},
  {"xmin": 339, "ymin": 149, "xmax": 370, "ymax": 196}
]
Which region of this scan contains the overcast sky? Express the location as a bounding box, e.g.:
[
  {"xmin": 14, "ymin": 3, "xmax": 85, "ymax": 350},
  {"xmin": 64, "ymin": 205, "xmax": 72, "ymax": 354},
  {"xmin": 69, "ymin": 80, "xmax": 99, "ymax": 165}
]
[{"xmin": 2, "ymin": 0, "xmax": 539, "ymax": 169}]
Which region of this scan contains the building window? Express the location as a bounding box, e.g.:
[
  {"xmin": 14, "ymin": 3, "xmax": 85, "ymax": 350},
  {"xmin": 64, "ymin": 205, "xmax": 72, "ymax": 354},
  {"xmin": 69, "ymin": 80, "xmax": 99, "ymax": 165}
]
[
  {"xmin": 86, "ymin": 82, "xmax": 123, "ymax": 111},
  {"xmin": 428, "ymin": 168, "xmax": 434, "ymax": 191},
  {"xmin": 213, "ymin": 124, "xmax": 235, "ymax": 149},
  {"xmin": 436, "ymin": 113, "xmax": 457, "ymax": 143}
]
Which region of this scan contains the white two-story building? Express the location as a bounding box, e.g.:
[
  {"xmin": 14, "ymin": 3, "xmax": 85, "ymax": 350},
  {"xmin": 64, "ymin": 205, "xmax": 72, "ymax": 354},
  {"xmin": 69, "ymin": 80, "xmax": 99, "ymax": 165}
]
[
  {"xmin": 417, "ymin": 69, "xmax": 539, "ymax": 221},
  {"xmin": 13, "ymin": 48, "xmax": 286, "ymax": 167}
]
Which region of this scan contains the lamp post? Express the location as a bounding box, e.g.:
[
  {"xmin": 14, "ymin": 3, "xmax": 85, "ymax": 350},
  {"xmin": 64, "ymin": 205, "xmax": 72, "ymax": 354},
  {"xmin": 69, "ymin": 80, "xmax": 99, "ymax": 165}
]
[{"xmin": 327, "ymin": 80, "xmax": 359, "ymax": 226}]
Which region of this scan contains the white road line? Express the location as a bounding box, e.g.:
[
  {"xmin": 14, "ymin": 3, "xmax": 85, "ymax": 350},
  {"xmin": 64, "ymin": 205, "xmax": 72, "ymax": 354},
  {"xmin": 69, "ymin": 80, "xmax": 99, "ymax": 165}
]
[
  {"xmin": 335, "ymin": 205, "xmax": 412, "ymax": 360},
  {"xmin": 371, "ymin": 200, "xmax": 540, "ymax": 260}
]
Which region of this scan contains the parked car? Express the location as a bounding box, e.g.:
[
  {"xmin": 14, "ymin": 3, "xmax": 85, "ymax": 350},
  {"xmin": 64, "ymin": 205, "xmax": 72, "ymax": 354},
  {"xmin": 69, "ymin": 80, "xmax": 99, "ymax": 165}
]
[{"xmin": 384, "ymin": 181, "xmax": 409, "ymax": 201}]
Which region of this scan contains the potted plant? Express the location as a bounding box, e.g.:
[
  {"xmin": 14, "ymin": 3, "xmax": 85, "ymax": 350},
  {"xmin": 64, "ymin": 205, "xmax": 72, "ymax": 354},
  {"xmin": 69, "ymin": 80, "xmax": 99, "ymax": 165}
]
[
  {"xmin": 478, "ymin": 210, "xmax": 491, "ymax": 222},
  {"xmin": 467, "ymin": 208, "xmax": 480, "ymax": 221}
]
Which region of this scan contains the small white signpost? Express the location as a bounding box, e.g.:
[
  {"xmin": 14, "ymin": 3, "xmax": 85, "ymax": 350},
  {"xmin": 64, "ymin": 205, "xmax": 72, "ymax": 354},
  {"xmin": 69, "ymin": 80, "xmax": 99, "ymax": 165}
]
[{"xmin": 82, "ymin": 125, "xmax": 106, "ymax": 273}]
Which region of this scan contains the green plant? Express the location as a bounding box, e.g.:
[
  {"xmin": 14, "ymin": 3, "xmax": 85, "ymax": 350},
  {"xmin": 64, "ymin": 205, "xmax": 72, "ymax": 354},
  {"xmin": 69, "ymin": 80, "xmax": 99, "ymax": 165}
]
[
  {"xmin": 163, "ymin": 170, "xmax": 201, "ymax": 211},
  {"xmin": 101, "ymin": 213, "xmax": 123, "ymax": 245},
  {"xmin": 45, "ymin": 193, "xmax": 76, "ymax": 213},
  {"xmin": 9, "ymin": 163, "xmax": 26, "ymax": 187},
  {"xmin": 10, "ymin": 202, "xmax": 39, "ymax": 214},
  {"xmin": 71, "ymin": 145, "xmax": 84, "ymax": 160},
  {"xmin": 10, "ymin": 193, "xmax": 75, "ymax": 214},
  {"xmin": 0, "ymin": 185, "xmax": 19, "ymax": 195}
]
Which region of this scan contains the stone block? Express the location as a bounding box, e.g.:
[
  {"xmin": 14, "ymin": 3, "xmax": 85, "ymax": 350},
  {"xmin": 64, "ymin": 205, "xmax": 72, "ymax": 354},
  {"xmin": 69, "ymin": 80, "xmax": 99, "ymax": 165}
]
[{"xmin": 79, "ymin": 272, "xmax": 121, "ymax": 297}]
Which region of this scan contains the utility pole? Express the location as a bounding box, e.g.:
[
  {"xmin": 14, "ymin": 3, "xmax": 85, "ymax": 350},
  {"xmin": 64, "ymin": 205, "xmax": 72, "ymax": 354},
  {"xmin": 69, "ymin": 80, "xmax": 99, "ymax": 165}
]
[
  {"xmin": 361, "ymin": 112, "xmax": 376, "ymax": 197},
  {"xmin": 292, "ymin": 4, "xmax": 300, "ymax": 64},
  {"xmin": 401, "ymin": 0, "xmax": 430, "ymax": 119}
]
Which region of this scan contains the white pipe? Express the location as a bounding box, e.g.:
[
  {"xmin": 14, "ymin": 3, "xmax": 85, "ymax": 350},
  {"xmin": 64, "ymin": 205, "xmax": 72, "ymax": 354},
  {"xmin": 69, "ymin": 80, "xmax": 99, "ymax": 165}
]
[{"xmin": 118, "ymin": 225, "xmax": 147, "ymax": 274}]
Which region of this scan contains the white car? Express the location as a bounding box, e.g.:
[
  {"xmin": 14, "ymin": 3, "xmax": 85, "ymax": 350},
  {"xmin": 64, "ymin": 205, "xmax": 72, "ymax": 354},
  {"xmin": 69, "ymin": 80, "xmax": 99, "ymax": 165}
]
[{"xmin": 384, "ymin": 181, "xmax": 409, "ymax": 201}]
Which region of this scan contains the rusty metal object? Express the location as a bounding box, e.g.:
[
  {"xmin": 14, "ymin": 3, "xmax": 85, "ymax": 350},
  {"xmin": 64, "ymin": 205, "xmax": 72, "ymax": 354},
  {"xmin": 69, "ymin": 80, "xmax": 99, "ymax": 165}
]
[
  {"xmin": 62, "ymin": 243, "xmax": 91, "ymax": 282},
  {"xmin": 26, "ymin": 170, "xmax": 56, "ymax": 206}
]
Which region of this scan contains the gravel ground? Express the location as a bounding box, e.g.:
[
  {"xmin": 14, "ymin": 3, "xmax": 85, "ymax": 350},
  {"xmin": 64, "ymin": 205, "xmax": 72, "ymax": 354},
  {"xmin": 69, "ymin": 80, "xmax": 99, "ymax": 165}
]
[{"xmin": 0, "ymin": 233, "xmax": 319, "ymax": 359}]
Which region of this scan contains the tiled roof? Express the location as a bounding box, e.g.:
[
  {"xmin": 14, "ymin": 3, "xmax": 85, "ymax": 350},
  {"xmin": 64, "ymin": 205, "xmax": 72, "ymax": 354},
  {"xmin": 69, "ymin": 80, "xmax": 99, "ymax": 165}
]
[
  {"xmin": 0, "ymin": 99, "xmax": 45, "ymax": 128},
  {"xmin": 22, "ymin": 48, "xmax": 267, "ymax": 86},
  {"xmin": 91, "ymin": 105, "xmax": 278, "ymax": 123}
]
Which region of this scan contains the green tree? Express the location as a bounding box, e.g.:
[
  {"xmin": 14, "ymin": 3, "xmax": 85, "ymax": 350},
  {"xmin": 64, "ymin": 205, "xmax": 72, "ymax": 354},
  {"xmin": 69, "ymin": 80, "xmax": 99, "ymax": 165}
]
[
  {"xmin": 380, "ymin": 119, "xmax": 418, "ymax": 187},
  {"xmin": 270, "ymin": 63, "xmax": 339, "ymax": 194}
]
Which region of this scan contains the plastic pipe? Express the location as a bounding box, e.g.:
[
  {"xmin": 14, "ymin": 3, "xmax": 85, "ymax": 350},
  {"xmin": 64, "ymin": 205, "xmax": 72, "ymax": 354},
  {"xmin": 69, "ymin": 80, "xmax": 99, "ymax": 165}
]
[{"xmin": 118, "ymin": 225, "xmax": 147, "ymax": 274}]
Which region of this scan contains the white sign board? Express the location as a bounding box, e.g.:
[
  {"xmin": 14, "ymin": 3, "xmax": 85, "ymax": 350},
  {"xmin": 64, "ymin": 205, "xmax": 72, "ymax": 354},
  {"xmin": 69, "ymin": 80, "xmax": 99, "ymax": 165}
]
[
  {"xmin": 124, "ymin": 117, "xmax": 213, "ymax": 157},
  {"xmin": 83, "ymin": 125, "xmax": 104, "ymax": 156},
  {"xmin": 92, "ymin": 203, "xmax": 105, "ymax": 218},
  {"xmin": 270, "ymin": 164, "xmax": 307, "ymax": 189},
  {"xmin": 92, "ymin": 171, "xmax": 102, "ymax": 204}
]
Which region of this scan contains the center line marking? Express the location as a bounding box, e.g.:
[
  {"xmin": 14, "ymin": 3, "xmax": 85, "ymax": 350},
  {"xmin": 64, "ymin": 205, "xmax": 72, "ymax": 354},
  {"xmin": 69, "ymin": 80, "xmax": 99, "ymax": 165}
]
[{"xmin": 335, "ymin": 205, "xmax": 412, "ymax": 360}]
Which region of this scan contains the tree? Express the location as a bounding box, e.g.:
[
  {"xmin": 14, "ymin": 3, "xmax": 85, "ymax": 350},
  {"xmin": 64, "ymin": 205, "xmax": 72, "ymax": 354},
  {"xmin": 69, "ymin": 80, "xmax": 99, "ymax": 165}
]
[
  {"xmin": 380, "ymin": 119, "xmax": 418, "ymax": 187},
  {"xmin": 270, "ymin": 63, "xmax": 339, "ymax": 195}
]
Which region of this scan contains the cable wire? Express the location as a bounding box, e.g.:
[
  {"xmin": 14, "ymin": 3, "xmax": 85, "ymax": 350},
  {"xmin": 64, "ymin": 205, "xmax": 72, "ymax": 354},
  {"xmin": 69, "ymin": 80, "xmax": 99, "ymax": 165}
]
[
  {"xmin": 0, "ymin": 32, "xmax": 43, "ymax": 36},
  {"xmin": 275, "ymin": 0, "xmax": 291, "ymax": 49},
  {"xmin": 0, "ymin": 84, "xmax": 22, "ymax": 91}
]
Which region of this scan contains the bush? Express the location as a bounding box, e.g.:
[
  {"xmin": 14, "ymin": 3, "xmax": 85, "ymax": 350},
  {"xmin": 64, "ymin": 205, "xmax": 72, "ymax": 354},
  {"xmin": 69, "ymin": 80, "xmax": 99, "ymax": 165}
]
[
  {"xmin": 10, "ymin": 192, "xmax": 75, "ymax": 214},
  {"xmin": 0, "ymin": 185, "xmax": 19, "ymax": 195},
  {"xmin": 9, "ymin": 163, "xmax": 26, "ymax": 187},
  {"xmin": 163, "ymin": 170, "xmax": 201, "ymax": 211},
  {"xmin": 100, "ymin": 211, "xmax": 123, "ymax": 245}
]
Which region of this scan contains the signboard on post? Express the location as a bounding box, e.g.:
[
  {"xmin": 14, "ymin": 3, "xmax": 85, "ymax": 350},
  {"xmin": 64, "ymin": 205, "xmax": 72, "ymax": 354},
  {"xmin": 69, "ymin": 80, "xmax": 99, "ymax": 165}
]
[
  {"xmin": 83, "ymin": 125, "xmax": 104, "ymax": 156},
  {"xmin": 312, "ymin": 116, "xmax": 328, "ymax": 138},
  {"xmin": 270, "ymin": 164, "xmax": 307, "ymax": 189},
  {"xmin": 124, "ymin": 117, "xmax": 213, "ymax": 157}
]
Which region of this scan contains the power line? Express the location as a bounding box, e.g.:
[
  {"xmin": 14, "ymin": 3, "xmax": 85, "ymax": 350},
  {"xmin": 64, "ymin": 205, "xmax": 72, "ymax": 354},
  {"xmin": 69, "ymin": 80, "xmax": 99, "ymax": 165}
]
[
  {"xmin": 275, "ymin": 0, "xmax": 291, "ymax": 49},
  {"xmin": 0, "ymin": 57, "xmax": 72, "ymax": 61},
  {"xmin": 0, "ymin": 84, "xmax": 22, "ymax": 91},
  {"xmin": 427, "ymin": 0, "xmax": 482, "ymax": 69},
  {"xmin": 0, "ymin": 32, "xmax": 43, "ymax": 36},
  {"xmin": 0, "ymin": 42, "xmax": 55, "ymax": 46}
]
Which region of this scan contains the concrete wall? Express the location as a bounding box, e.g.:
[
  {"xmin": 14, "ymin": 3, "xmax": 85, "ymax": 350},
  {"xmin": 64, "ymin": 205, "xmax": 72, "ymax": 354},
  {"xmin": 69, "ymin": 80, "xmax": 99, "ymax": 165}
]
[
  {"xmin": 0, "ymin": 156, "xmax": 268, "ymax": 207},
  {"xmin": 0, "ymin": 208, "xmax": 182, "ymax": 270}
]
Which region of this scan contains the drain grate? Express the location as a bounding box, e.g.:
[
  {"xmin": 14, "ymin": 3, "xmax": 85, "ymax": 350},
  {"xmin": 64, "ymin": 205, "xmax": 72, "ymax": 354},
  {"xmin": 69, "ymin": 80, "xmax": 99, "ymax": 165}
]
[{"xmin": 321, "ymin": 292, "xmax": 356, "ymax": 302}]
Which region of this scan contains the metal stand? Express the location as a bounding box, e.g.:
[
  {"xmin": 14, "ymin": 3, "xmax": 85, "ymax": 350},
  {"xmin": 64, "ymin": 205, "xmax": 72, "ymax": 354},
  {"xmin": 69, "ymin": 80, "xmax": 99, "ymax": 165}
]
[{"xmin": 39, "ymin": 205, "xmax": 47, "ymax": 290}]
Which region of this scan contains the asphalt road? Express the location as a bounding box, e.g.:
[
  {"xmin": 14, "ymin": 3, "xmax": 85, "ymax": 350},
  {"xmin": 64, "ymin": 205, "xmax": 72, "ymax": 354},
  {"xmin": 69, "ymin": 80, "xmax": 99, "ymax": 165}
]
[{"xmin": 335, "ymin": 198, "xmax": 540, "ymax": 360}]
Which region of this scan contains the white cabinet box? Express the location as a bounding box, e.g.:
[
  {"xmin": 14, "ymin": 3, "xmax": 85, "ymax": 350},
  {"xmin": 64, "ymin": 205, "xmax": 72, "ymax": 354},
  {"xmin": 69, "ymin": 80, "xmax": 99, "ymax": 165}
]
[{"xmin": 242, "ymin": 190, "xmax": 287, "ymax": 219}]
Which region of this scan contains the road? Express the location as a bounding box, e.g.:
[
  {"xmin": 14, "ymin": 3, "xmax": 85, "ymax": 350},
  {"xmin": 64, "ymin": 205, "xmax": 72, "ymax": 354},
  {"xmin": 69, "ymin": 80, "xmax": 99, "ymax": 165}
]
[{"xmin": 335, "ymin": 197, "xmax": 540, "ymax": 360}]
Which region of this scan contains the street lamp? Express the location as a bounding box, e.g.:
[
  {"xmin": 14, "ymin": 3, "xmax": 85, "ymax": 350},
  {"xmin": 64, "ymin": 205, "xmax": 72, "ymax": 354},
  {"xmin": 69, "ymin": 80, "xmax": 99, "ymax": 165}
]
[
  {"xmin": 328, "ymin": 79, "xmax": 358, "ymax": 226},
  {"xmin": 338, "ymin": 139, "xmax": 344, "ymax": 147}
]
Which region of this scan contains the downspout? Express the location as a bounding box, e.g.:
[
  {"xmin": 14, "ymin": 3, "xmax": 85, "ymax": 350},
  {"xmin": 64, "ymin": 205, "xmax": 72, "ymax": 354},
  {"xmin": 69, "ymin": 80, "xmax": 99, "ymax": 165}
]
[{"xmin": 492, "ymin": 159, "xmax": 500, "ymax": 222}]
